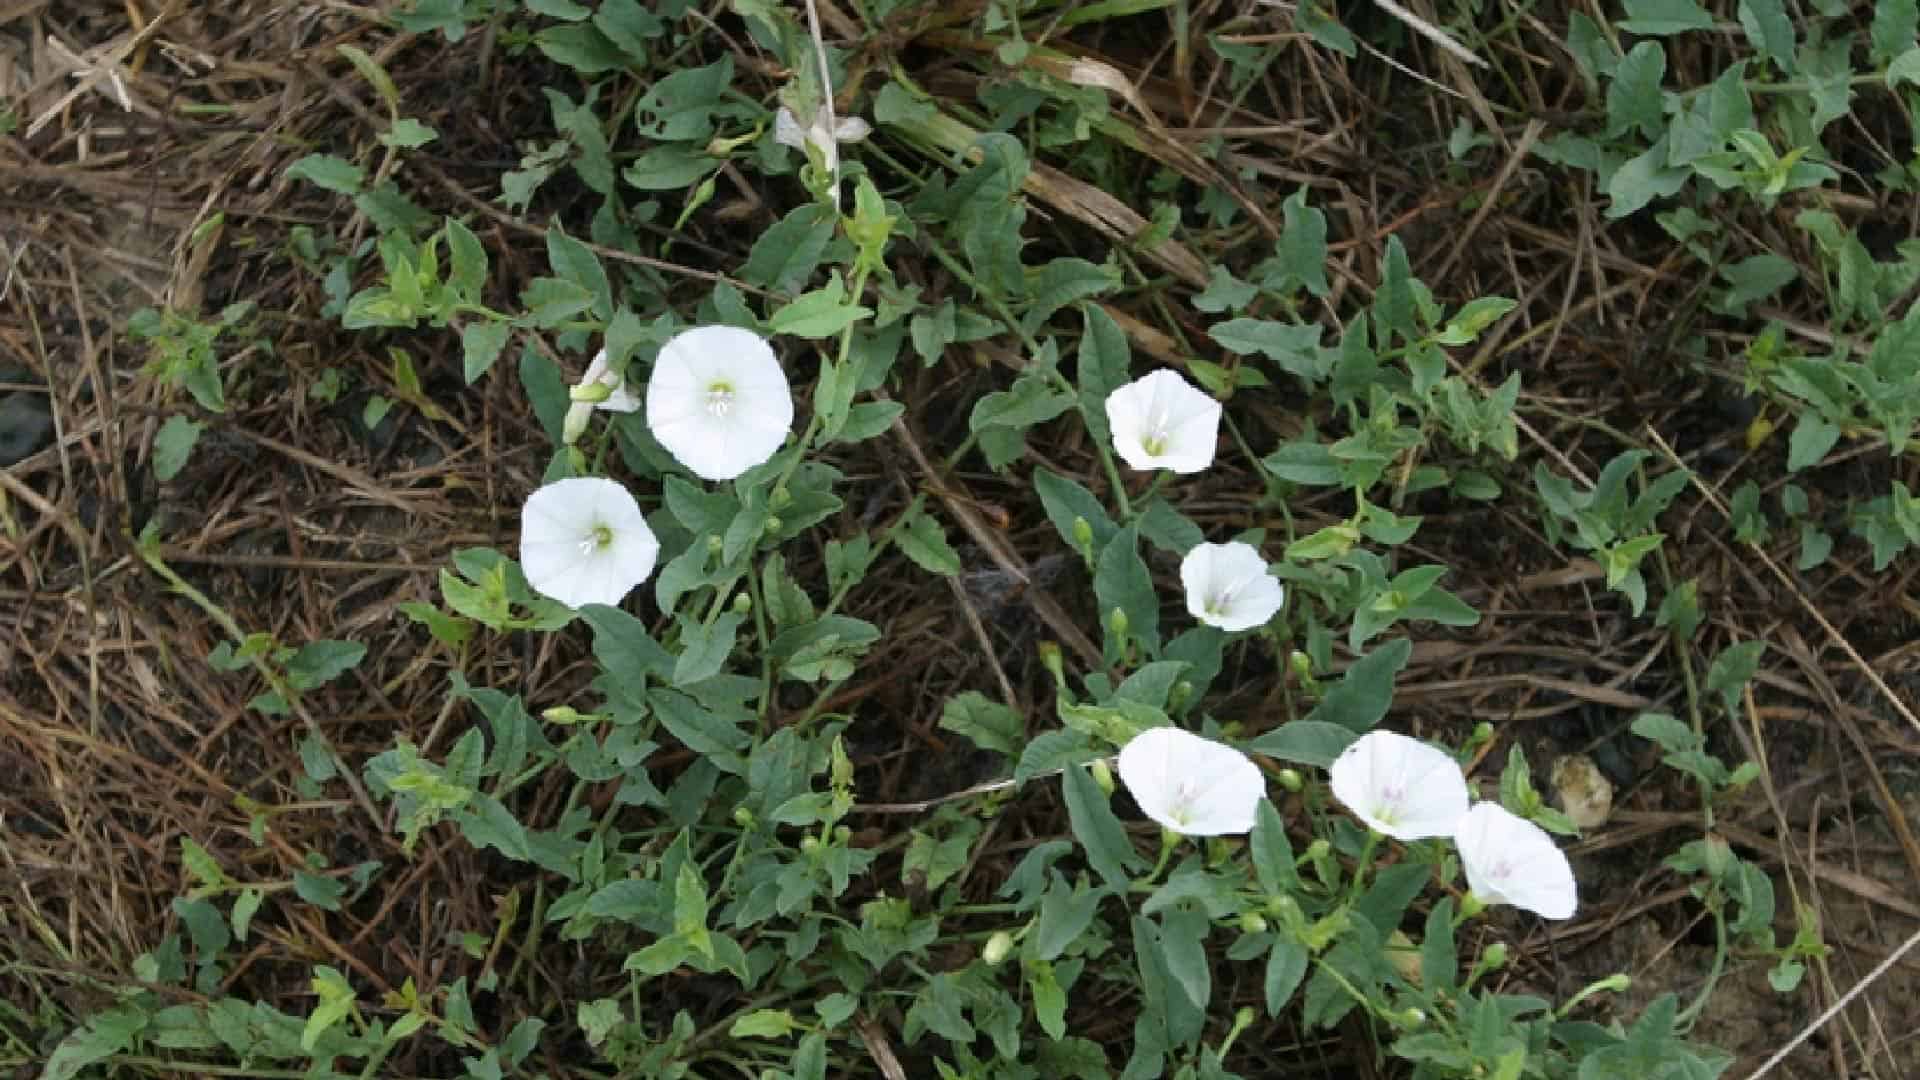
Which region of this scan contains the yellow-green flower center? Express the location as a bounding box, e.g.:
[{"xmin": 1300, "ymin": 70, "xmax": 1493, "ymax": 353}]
[{"xmin": 706, "ymin": 381, "xmax": 736, "ymax": 418}]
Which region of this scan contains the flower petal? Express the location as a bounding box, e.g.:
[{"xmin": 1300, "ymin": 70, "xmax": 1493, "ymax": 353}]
[
  {"xmin": 1328, "ymin": 731, "xmax": 1471, "ymax": 841},
  {"xmin": 1454, "ymin": 802, "xmax": 1578, "ymax": 920},
  {"xmin": 1116, "ymin": 727, "xmax": 1264, "ymax": 836},
  {"xmin": 1104, "ymin": 369, "xmax": 1221, "ymax": 473},
  {"xmin": 518, "ymin": 477, "xmax": 659, "ymax": 609},
  {"xmin": 1180, "ymin": 542, "xmax": 1283, "ymax": 631},
  {"xmin": 647, "ymin": 326, "xmax": 793, "ymax": 481}
]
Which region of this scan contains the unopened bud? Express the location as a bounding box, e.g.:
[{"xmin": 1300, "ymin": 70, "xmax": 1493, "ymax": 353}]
[
  {"xmin": 562, "ymin": 401, "xmax": 592, "ymax": 445},
  {"xmin": 1480, "ymin": 943, "xmax": 1507, "ymax": 971},
  {"xmin": 1239, "ymin": 912, "xmax": 1268, "ymax": 934},
  {"xmin": 1090, "ymin": 757, "xmax": 1115, "ymax": 796},
  {"xmin": 706, "ymin": 535, "xmax": 724, "ymax": 555},
  {"xmin": 1305, "ymin": 839, "xmax": 1331, "ymax": 861},
  {"xmin": 569, "ymin": 380, "xmax": 613, "ymax": 404},
  {"xmin": 1460, "ymin": 893, "xmax": 1488, "ymax": 920},
  {"xmin": 1168, "ymin": 680, "xmax": 1194, "ymax": 713},
  {"xmin": 732, "ymin": 591, "xmax": 752, "ymax": 615},
  {"xmin": 800, "ymin": 835, "xmax": 822, "ymax": 854},
  {"xmin": 1400, "ymin": 1008, "xmax": 1426, "ymax": 1028},
  {"xmin": 542, "ymin": 705, "xmax": 583, "ymax": 725},
  {"xmin": 769, "ymin": 486, "xmax": 791, "ymax": 511},
  {"xmin": 1108, "ymin": 607, "xmax": 1129, "ymax": 637},
  {"xmin": 1277, "ymin": 768, "xmax": 1303, "ymax": 793},
  {"xmin": 982, "ymin": 931, "xmax": 1015, "ymax": 966},
  {"xmin": 1072, "ymin": 516, "xmax": 1094, "ymax": 552},
  {"xmin": 1037, "ymin": 642, "xmax": 1066, "ymax": 686},
  {"xmin": 764, "ymin": 514, "xmax": 783, "ymax": 533},
  {"xmin": 733, "ymin": 807, "xmax": 754, "ymax": 827}
]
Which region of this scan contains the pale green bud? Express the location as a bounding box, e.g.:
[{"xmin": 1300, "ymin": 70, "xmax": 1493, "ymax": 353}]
[
  {"xmin": 1090, "ymin": 757, "xmax": 1115, "ymax": 797},
  {"xmin": 982, "ymin": 931, "xmax": 1015, "ymax": 966}
]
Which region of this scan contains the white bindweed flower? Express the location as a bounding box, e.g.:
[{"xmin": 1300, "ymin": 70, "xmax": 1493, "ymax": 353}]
[
  {"xmin": 774, "ymin": 104, "xmax": 871, "ymax": 175},
  {"xmin": 1454, "ymin": 801, "xmax": 1578, "ymax": 920},
  {"xmin": 519, "ymin": 477, "xmax": 660, "ymax": 609},
  {"xmin": 1180, "ymin": 541, "xmax": 1284, "ymax": 631},
  {"xmin": 563, "ymin": 348, "xmax": 642, "ymax": 444},
  {"xmin": 1104, "ymin": 369, "xmax": 1222, "ymax": 473},
  {"xmin": 646, "ymin": 325, "xmax": 795, "ymax": 481},
  {"xmin": 1328, "ymin": 731, "xmax": 1471, "ymax": 841},
  {"xmin": 1116, "ymin": 726, "xmax": 1265, "ymax": 837}
]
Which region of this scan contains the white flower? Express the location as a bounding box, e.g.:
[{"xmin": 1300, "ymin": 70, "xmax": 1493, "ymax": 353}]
[
  {"xmin": 774, "ymin": 104, "xmax": 871, "ymax": 175},
  {"xmin": 645, "ymin": 325, "xmax": 794, "ymax": 481},
  {"xmin": 1454, "ymin": 802, "xmax": 1578, "ymax": 920},
  {"xmin": 1180, "ymin": 541, "xmax": 1284, "ymax": 631},
  {"xmin": 519, "ymin": 477, "xmax": 660, "ymax": 609},
  {"xmin": 563, "ymin": 348, "xmax": 642, "ymax": 444},
  {"xmin": 1116, "ymin": 727, "xmax": 1265, "ymax": 836},
  {"xmin": 1104, "ymin": 369, "xmax": 1221, "ymax": 473},
  {"xmin": 1328, "ymin": 731, "xmax": 1471, "ymax": 841}
]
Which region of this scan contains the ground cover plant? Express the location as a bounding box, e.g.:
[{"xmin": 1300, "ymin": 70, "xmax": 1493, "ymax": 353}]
[{"xmin": 5, "ymin": 0, "xmax": 1920, "ymax": 1076}]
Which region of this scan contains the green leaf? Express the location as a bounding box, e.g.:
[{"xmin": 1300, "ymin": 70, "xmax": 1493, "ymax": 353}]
[
  {"xmin": 623, "ymin": 144, "xmax": 714, "ymax": 190},
  {"xmin": 1077, "ymin": 304, "xmax": 1131, "ymax": 446},
  {"xmin": 461, "ymin": 321, "xmax": 511, "ymax": 384},
  {"xmin": 1606, "ymin": 137, "xmax": 1690, "ymax": 218},
  {"xmin": 673, "ymin": 611, "xmax": 744, "ymax": 686},
  {"xmin": 1872, "ymin": 0, "xmax": 1919, "ymax": 65},
  {"xmin": 894, "ymin": 503, "xmax": 960, "ymax": 577},
  {"xmin": 1210, "ymin": 318, "xmax": 1323, "ymax": 378},
  {"xmin": 740, "ymin": 204, "xmax": 835, "ymax": 294},
  {"xmin": 1019, "ymin": 257, "xmax": 1120, "ymax": 337},
  {"xmin": 939, "ymin": 691, "xmax": 1024, "ymax": 755},
  {"xmin": 1606, "ymin": 42, "xmax": 1669, "ymax": 140},
  {"xmin": 1705, "ymin": 639, "xmax": 1766, "ymax": 719},
  {"xmin": 535, "ymin": 23, "xmax": 627, "ymax": 74},
  {"xmin": 546, "ymin": 229, "xmax": 613, "ymax": 321},
  {"xmin": 153, "ymin": 416, "xmax": 203, "ymax": 482},
  {"xmin": 1256, "ymin": 944, "xmax": 1312, "ymax": 1024},
  {"xmin": 380, "ymin": 117, "xmax": 438, "ymax": 149},
  {"xmin": 1787, "ymin": 414, "xmax": 1840, "ymax": 471},
  {"xmin": 286, "ymin": 153, "xmax": 364, "ymax": 195},
  {"xmin": 1303, "ymin": 638, "xmax": 1412, "ymax": 731},
  {"xmin": 1061, "ymin": 762, "xmax": 1139, "ymax": 892},
  {"xmin": 1250, "ymin": 799, "xmax": 1299, "ymax": 896},
  {"xmin": 1737, "ymin": 0, "xmax": 1797, "ymax": 72},
  {"xmin": 285, "ymin": 639, "xmax": 365, "ymax": 690},
  {"xmin": 519, "ymin": 276, "xmax": 596, "ymax": 328},
  {"xmin": 1015, "ymin": 729, "xmax": 1100, "ymax": 783},
  {"xmin": 1157, "ymin": 906, "xmax": 1212, "ymax": 1011},
  {"xmin": 1275, "ymin": 187, "xmax": 1330, "ymax": 296},
  {"xmin": 730, "ymin": 1009, "xmax": 799, "ymax": 1039},
  {"xmin": 1094, "ymin": 526, "xmax": 1159, "ymax": 658},
  {"xmin": 1247, "ymin": 720, "xmax": 1359, "ymax": 767},
  {"xmin": 1618, "ymin": 0, "xmax": 1715, "ymax": 35},
  {"xmin": 769, "ymin": 277, "xmax": 872, "ymax": 338},
  {"xmin": 1033, "ymin": 467, "xmax": 1118, "ymax": 552}
]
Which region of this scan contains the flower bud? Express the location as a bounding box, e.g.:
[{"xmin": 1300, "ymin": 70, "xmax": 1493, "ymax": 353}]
[
  {"xmin": 1277, "ymin": 768, "xmax": 1303, "ymax": 793},
  {"xmin": 732, "ymin": 591, "xmax": 752, "ymax": 615},
  {"xmin": 569, "ymin": 380, "xmax": 613, "ymax": 404},
  {"xmin": 542, "ymin": 705, "xmax": 583, "ymax": 725},
  {"xmin": 1090, "ymin": 757, "xmax": 1115, "ymax": 796},
  {"xmin": 1239, "ymin": 912, "xmax": 1268, "ymax": 934},
  {"xmin": 1072, "ymin": 516, "xmax": 1094, "ymax": 553},
  {"xmin": 1108, "ymin": 607, "xmax": 1129, "ymax": 638},
  {"xmin": 1400, "ymin": 1008, "xmax": 1426, "ymax": 1028},
  {"xmin": 764, "ymin": 514, "xmax": 783, "ymax": 533},
  {"xmin": 1037, "ymin": 642, "xmax": 1066, "ymax": 687},
  {"xmin": 1480, "ymin": 943, "xmax": 1507, "ymax": 971},
  {"xmin": 800, "ymin": 835, "xmax": 822, "ymax": 854},
  {"xmin": 769, "ymin": 486, "xmax": 791, "ymax": 511},
  {"xmin": 1305, "ymin": 838, "xmax": 1331, "ymax": 861},
  {"xmin": 982, "ymin": 931, "xmax": 1015, "ymax": 966},
  {"xmin": 706, "ymin": 535, "xmax": 725, "ymax": 555},
  {"xmin": 733, "ymin": 807, "xmax": 754, "ymax": 828},
  {"xmin": 1168, "ymin": 680, "xmax": 1194, "ymax": 713},
  {"xmin": 562, "ymin": 401, "xmax": 592, "ymax": 445}
]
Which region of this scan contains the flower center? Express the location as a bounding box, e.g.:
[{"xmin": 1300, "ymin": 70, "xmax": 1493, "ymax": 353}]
[
  {"xmin": 706, "ymin": 381, "xmax": 736, "ymax": 418},
  {"xmin": 1142, "ymin": 426, "xmax": 1169, "ymax": 457},
  {"xmin": 578, "ymin": 523, "xmax": 614, "ymax": 556}
]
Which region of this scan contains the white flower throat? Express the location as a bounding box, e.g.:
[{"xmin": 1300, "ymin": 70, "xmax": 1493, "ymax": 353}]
[
  {"xmin": 578, "ymin": 522, "xmax": 614, "ymax": 556},
  {"xmin": 706, "ymin": 381, "xmax": 736, "ymax": 418}
]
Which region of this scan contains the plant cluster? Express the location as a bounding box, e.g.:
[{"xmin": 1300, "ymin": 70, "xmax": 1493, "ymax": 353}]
[{"xmin": 68, "ymin": 0, "xmax": 1920, "ymax": 1074}]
